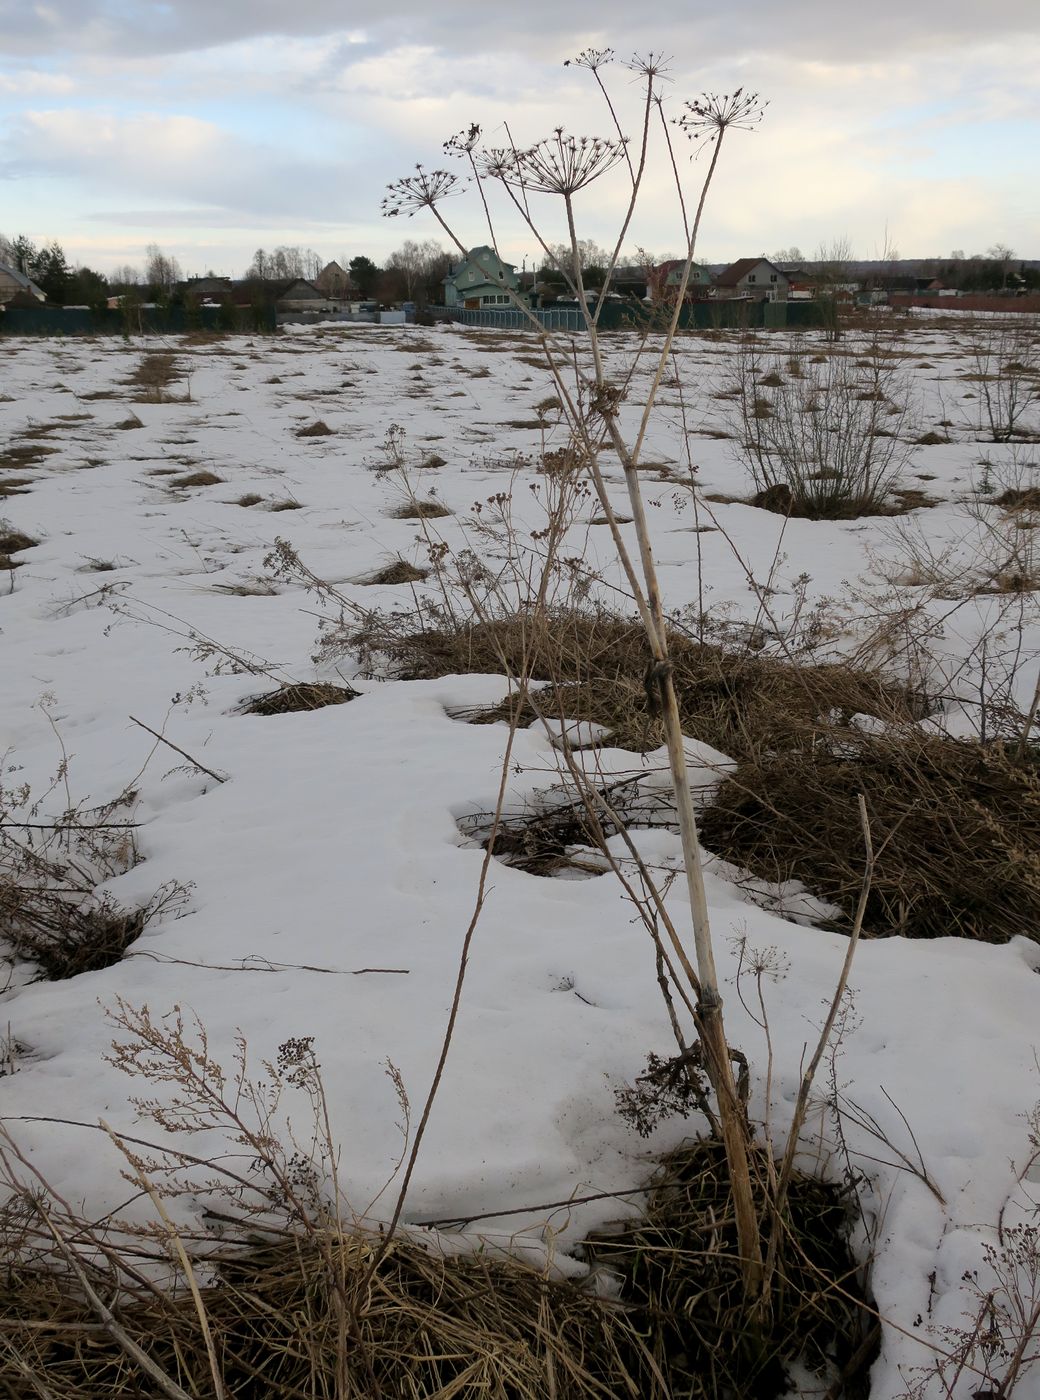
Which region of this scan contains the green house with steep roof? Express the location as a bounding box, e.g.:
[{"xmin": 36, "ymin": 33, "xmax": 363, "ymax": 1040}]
[{"xmin": 442, "ymin": 246, "xmax": 522, "ymax": 308}]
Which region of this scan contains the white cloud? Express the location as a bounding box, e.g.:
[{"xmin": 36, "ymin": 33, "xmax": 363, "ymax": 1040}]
[
  {"xmin": 0, "ymin": 3, "xmax": 1036, "ymax": 273},
  {"xmin": 0, "ymin": 70, "xmax": 75, "ymax": 95}
]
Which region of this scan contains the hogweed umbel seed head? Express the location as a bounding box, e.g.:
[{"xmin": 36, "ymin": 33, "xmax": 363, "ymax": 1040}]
[
  {"xmin": 443, "ymin": 124, "xmax": 482, "ymax": 159},
  {"xmin": 565, "ymin": 47, "xmax": 614, "ymax": 71},
  {"xmin": 382, "ymin": 165, "xmax": 463, "ymax": 218},
  {"xmin": 677, "ymin": 88, "xmax": 767, "ymax": 153},
  {"xmin": 503, "ymin": 128, "xmax": 628, "ymax": 195}
]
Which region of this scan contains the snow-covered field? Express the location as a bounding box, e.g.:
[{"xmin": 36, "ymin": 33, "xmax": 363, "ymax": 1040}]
[{"xmin": 1, "ymin": 318, "xmax": 1038, "ymax": 1397}]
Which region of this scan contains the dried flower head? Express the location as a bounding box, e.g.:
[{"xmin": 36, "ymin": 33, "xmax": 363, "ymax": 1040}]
[
  {"xmin": 565, "ymin": 47, "xmax": 613, "ymax": 71},
  {"xmin": 624, "ymin": 51, "xmax": 671, "ymax": 81},
  {"xmin": 381, "ymin": 165, "xmax": 463, "ymax": 218},
  {"xmin": 506, "ymin": 128, "xmax": 628, "ymax": 196},
  {"xmin": 677, "ymin": 88, "xmax": 767, "ymax": 152},
  {"xmin": 443, "ymin": 124, "xmax": 482, "ymax": 159},
  {"xmin": 474, "ymin": 146, "xmax": 519, "ymax": 181}
]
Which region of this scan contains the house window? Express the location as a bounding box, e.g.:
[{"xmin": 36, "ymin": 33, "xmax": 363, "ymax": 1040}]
[
  {"xmin": 748, "ymin": 274, "xmax": 756, "ymax": 283},
  {"xmin": 770, "ymin": 274, "xmax": 777, "ymax": 283}
]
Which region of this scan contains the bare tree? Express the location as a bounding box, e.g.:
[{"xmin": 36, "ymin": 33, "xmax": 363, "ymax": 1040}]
[
  {"xmin": 987, "ymin": 243, "xmax": 1016, "ymax": 291},
  {"xmin": 249, "ymin": 246, "xmax": 323, "ymax": 282},
  {"xmin": 814, "ymin": 235, "xmax": 855, "ymax": 340},
  {"xmin": 384, "ymin": 238, "xmax": 451, "ymax": 305},
  {"xmin": 145, "ymin": 244, "xmax": 182, "ymax": 294},
  {"xmin": 245, "ymin": 247, "xmax": 270, "ymax": 280},
  {"xmin": 814, "ymin": 234, "xmax": 854, "ymax": 280}
]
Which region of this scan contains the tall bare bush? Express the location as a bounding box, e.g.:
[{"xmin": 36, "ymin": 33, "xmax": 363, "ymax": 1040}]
[{"xmin": 728, "ymin": 340, "xmax": 918, "ymax": 516}]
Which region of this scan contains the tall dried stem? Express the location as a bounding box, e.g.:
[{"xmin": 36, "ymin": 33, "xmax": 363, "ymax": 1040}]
[{"xmin": 384, "ymin": 54, "xmax": 769, "ymax": 1301}]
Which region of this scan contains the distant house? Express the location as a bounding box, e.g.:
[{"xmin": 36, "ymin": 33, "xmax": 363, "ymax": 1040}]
[
  {"xmin": 180, "ymin": 275, "xmax": 233, "ymax": 302},
  {"xmin": 779, "ymin": 268, "xmax": 819, "ymax": 300},
  {"xmin": 714, "ymin": 258, "xmax": 790, "ymax": 301},
  {"xmin": 228, "ymin": 278, "xmax": 340, "ymax": 313},
  {"xmin": 648, "ymin": 259, "xmax": 715, "ymax": 302},
  {"xmin": 0, "ymin": 262, "xmax": 46, "ymax": 305},
  {"xmin": 610, "ymin": 266, "xmax": 651, "ymax": 300},
  {"xmin": 443, "ymin": 247, "xmax": 521, "ymax": 308},
  {"xmin": 273, "ymin": 279, "xmax": 330, "ymax": 312},
  {"xmin": 315, "ymin": 261, "xmax": 353, "ymax": 298}
]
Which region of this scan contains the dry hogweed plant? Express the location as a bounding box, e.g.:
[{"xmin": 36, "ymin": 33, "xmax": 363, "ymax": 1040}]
[{"xmin": 379, "ymin": 50, "xmax": 866, "ymax": 1328}]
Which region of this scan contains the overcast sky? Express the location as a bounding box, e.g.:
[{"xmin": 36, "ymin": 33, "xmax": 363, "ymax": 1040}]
[{"xmin": 1, "ymin": 0, "xmax": 1037, "ymax": 276}]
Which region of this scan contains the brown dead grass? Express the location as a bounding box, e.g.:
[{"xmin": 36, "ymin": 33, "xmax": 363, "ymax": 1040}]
[
  {"xmin": 997, "ymin": 487, "xmax": 1040, "ymax": 510},
  {"xmin": 390, "ymin": 500, "xmax": 453, "ymax": 520},
  {"xmin": 0, "ymin": 1136, "xmax": 868, "ymax": 1400},
  {"xmin": 1, "ymin": 443, "xmax": 58, "ymax": 469},
  {"xmin": 353, "ymin": 607, "xmax": 1040, "ymax": 942},
  {"xmin": 363, "ymin": 559, "xmax": 429, "ymax": 585},
  {"xmin": 0, "ymin": 530, "xmax": 36, "ymax": 555},
  {"xmin": 243, "ymin": 682, "xmax": 359, "ymax": 715},
  {"xmin": 296, "ymin": 420, "xmax": 335, "ymax": 437},
  {"xmin": 171, "ymin": 470, "xmax": 223, "ymax": 488},
  {"xmin": 127, "ymin": 352, "xmax": 183, "ymax": 401}
]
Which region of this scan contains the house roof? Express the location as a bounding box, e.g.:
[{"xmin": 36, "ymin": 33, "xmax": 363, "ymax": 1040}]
[
  {"xmin": 315, "ymin": 261, "xmax": 352, "ymax": 288},
  {"xmin": 653, "ymin": 259, "xmax": 713, "ymax": 281},
  {"xmin": 0, "ymin": 261, "xmax": 46, "ymax": 300},
  {"xmin": 451, "ymin": 246, "xmax": 516, "ymax": 274},
  {"xmin": 715, "ymin": 257, "xmax": 783, "ymax": 287}
]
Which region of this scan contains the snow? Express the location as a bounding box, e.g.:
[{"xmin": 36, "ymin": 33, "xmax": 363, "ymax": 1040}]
[{"xmin": 1, "ymin": 319, "xmax": 1038, "ymax": 1397}]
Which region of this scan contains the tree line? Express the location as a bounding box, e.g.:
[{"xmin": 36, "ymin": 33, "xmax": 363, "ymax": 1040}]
[{"xmin": 4, "ymin": 229, "xmax": 1035, "ymax": 310}]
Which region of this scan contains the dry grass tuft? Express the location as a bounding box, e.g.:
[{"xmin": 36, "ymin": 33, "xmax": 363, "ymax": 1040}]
[
  {"xmin": 269, "ymin": 499, "xmax": 303, "ymax": 512},
  {"xmin": 0, "ymin": 477, "xmax": 34, "ymax": 498},
  {"xmin": 127, "ymin": 352, "xmax": 182, "ymax": 401},
  {"xmin": 364, "ymin": 559, "xmax": 429, "ymax": 585},
  {"xmin": 1, "ymin": 443, "xmax": 58, "ymax": 469},
  {"xmin": 700, "ymin": 728, "xmax": 1040, "ymax": 942},
  {"xmin": 996, "ymin": 487, "xmax": 1040, "ymax": 510},
  {"xmin": 171, "ymin": 470, "xmax": 224, "ymax": 488},
  {"xmin": 390, "ymin": 500, "xmax": 453, "ymax": 520},
  {"xmin": 0, "ymin": 803, "xmax": 175, "ymax": 980},
  {"xmin": 585, "ymin": 1137, "xmax": 872, "ymax": 1398},
  {"xmin": 0, "ymin": 530, "xmax": 36, "ymax": 555},
  {"xmin": 1, "ymin": 890, "xmax": 148, "ymax": 980},
  {"xmin": 243, "ymin": 682, "xmax": 359, "ymax": 716},
  {"xmin": 0, "ymin": 1226, "xmax": 648, "ymax": 1399},
  {"xmin": 296, "ymin": 419, "xmax": 335, "ymax": 437},
  {"xmin": 234, "ymin": 493, "xmax": 264, "ymax": 507}
]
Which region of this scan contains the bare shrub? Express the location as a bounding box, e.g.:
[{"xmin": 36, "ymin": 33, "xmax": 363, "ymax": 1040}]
[
  {"xmin": 727, "ymin": 340, "xmax": 919, "ymax": 517},
  {"xmin": 966, "ymin": 318, "xmax": 1040, "ymax": 443}
]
